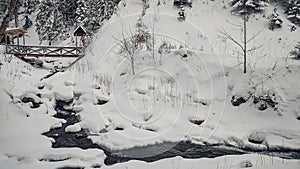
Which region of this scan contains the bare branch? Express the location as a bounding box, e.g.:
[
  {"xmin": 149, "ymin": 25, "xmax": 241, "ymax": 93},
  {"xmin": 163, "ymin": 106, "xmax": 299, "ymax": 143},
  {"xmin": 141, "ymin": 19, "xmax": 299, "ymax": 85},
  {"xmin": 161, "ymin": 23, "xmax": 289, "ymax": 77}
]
[
  {"xmin": 226, "ymin": 20, "xmax": 242, "ymax": 27},
  {"xmin": 246, "ymin": 28, "xmax": 265, "ymax": 43},
  {"xmin": 113, "ymin": 26, "xmax": 141, "ymax": 75},
  {"xmin": 247, "ymin": 45, "xmax": 262, "ymax": 52},
  {"xmin": 218, "ymin": 28, "xmax": 244, "ymax": 51}
]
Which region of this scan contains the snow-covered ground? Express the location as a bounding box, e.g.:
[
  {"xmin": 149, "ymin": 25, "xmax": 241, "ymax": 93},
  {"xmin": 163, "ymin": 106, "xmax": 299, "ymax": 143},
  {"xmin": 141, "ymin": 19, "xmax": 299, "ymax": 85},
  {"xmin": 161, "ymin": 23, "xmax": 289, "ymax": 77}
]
[
  {"xmin": 0, "ymin": 0, "xmax": 300, "ymax": 168},
  {"xmin": 102, "ymin": 154, "xmax": 300, "ymax": 169}
]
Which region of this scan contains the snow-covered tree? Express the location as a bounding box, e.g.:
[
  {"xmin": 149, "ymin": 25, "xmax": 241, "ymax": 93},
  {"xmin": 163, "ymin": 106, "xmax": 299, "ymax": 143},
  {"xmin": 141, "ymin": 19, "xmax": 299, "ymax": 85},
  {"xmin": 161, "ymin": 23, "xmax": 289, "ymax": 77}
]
[
  {"xmin": 285, "ymin": 0, "xmax": 300, "ymax": 25},
  {"xmin": 84, "ymin": 0, "xmax": 102, "ymax": 33},
  {"xmin": 35, "ymin": 0, "xmax": 117, "ymax": 43},
  {"xmin": 178, "ymin": 6, "xmax": 186, "ymax": 21},
  {"xmin": 22, "ymin": 0, "xmax": 39, "ymax": 29},
  {"xmin": 75, "ymin": 0, "xmax": 86, "ymax": 24},
  {"xmin": 230, "ymin": 0, "xmax": 268, "ymax": 14},
  {"xmin": 0, "ymin": 0, "xmax": 18, "ymax": 43},
  {"xmin": 23, "ymin": 0, "xmax": 39, "ymax": 15},
  {"xmin": 76, "ymin": 0, "xmax": 116, "ymax": 34},
  {"xmin": 58, "ymin": 0, "xmax": 77, "ymax": 27},
  {"xmin": 0, "ymin": 0, "xmax": 9, "ymax": 19},
  {"xmin": 102, "ymin": 0, "xmax": 115, "ymax": 20},
  {"xmin": 36, "ymin": 0, "xmax": 53, "ymax": 42},
  {"xmin": 36, "ymin": 0, "xmax": 68, "ymax": 44},
  {"xmin": 173, "ymin": 0, "xmax": 192, "ymax": 7}
]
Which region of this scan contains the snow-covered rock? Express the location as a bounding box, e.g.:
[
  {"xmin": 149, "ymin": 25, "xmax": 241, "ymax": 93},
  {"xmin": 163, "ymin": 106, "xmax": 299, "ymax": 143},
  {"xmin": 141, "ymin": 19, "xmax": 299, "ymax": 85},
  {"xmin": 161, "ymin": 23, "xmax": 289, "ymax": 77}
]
[{"xmin": 65, "ymin": 123, "xmax": 82, "ymax": 133}]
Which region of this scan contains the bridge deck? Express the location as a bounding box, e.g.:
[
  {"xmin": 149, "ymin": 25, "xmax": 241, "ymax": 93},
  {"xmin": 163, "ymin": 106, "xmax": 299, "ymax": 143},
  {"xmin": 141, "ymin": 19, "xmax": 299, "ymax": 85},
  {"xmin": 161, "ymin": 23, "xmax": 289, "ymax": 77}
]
[{"xmin": 5, "ymin": 45, "xmax": 84, "ymax": 58}]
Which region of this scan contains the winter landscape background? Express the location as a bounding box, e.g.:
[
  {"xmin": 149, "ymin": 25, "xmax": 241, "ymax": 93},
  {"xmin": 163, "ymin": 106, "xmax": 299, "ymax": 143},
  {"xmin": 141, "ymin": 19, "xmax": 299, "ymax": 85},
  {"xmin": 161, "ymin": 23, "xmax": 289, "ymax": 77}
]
[{"xmin": 0, "ymin": 0, "xmax": 300, "ymax": 169}]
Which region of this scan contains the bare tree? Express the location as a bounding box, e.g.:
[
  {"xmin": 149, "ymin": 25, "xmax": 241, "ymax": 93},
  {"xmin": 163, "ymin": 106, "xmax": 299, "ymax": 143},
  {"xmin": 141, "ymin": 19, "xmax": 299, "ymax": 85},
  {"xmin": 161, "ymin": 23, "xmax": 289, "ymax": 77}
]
[
  {"xmin": 149, "ymin": 16, "xmax": 157, "ymax": 65},
  {"xmin": 0, "ymin": 0, "xmax": 18, "ymax": 42},
  {"xmin": 219, "ymin": 0, "xmax": 263, "ymax": 74},
  {"xmin": 116, "ymin": 29, "xmax": 140, "ymax": 75}
]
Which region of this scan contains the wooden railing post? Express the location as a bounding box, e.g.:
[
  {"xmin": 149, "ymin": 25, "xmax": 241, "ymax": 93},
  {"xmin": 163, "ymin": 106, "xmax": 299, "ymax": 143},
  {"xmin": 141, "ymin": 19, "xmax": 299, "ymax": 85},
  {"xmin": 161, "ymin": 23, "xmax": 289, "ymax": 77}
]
[{"xmin": 5, "ymin": 45, "xmax": 8, "ymax": 54}]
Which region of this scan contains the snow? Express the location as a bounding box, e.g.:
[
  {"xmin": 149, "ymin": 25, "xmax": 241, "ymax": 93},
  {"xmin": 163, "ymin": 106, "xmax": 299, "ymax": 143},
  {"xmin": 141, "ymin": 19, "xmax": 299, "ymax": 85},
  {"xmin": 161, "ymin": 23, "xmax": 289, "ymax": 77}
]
[
  {"xmin": 65, "ymin": 123, "xmax": 82, "ymax": 133},
  {"xmin": 70, "ymin": 0, "xmax": 300, "ymax": 151},
  {"xmin": 0, "ymin": 0, "xmax": 300, "ymax": 168},
  {"xmin": 101, "ymin": 154, "xmax": 300, "ymax": 169}
]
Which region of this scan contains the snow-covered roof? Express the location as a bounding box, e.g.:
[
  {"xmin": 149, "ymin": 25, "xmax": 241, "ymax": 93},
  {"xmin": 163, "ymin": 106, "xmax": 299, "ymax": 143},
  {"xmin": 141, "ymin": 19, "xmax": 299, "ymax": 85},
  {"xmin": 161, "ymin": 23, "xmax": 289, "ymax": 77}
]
[
  {"xmin": 73, "ymin": 26, "xmax": 87, "ymax": 36},
  {"xmin": 5, "ymin": 27, "xmax": 27, "ymax": 36}
]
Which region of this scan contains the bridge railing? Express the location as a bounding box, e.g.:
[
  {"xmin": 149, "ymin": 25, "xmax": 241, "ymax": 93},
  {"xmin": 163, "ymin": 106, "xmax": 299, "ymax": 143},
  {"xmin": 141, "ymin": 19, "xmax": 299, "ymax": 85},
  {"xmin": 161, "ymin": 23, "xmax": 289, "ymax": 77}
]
[{"xmin": 5, "ymin": 45, "xmax": 85, "ymax": 57}]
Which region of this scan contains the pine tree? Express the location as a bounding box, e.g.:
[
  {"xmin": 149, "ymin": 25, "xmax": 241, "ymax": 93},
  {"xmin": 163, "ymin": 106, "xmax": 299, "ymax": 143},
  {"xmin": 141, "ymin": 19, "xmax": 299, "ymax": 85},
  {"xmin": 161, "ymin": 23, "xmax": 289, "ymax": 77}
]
[
  {"xmin": 102, "ymin": 0, "xmax": 115, "ymax": 20},
  {"xmin": 23, "ymin": 0, "xmax": 39, "ymax": 29},
  {"xmin": 178, "ymin": 6, "xmax": 186, "ymax": 21},
  {"xmin": 230, "ymin": 0, "xmax": 267, "ymax": 14},
  {"xmin": 0, "ymin": 0, "xmax": 9, "ymax": 18},
  {"xmin": 75, "ymin": 0, "xmax": 116, "ymax": 34},
  {"xmin": 35, "ymin": 0, "xmax": 117, "ymax": 43},
  {"xmin": 75, "ymin": 0, "xmax": 86, "ymax": 24},
  {"xmin": 54, "ymin": 0, "xmax": 69, "ymax": 41},
  {"xmin": 0, "ymin": 0, "xmax": 18, "ymax": 43},
  {"xmin": 58, "ymin": 0, "xmax": 77, "ymax": 27},
  {"xmin": 23, "ymin": 0, "xmax": 39, "ymax": 15},
  {"xmin": 36, "ymin": 0, "xmax": 68, "ymax": 44},
  {"xmin": 36, "ymin": 0, "xmax": 54, "ymax": 42},
  {"xmin": 286, "ymin": 0, "xmax": 300, "ymax": 25},
  {"xmin": 84, "ymin": 0, "xmax": 102, "ymax": 33}
]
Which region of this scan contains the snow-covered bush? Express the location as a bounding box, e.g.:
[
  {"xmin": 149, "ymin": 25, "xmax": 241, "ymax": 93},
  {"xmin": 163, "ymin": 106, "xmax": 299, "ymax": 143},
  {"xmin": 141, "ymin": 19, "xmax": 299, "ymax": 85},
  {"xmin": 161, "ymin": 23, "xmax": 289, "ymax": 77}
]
[
  {"xmin": 269, "ymin": 9, "xmax": 283, "ymax": 30},
  {"xmin": 290, "ymin": 42, "xmax": 300, "ymax": 59},
  {"xmin": 158, "ymin": 41, "xmax": 177, "ymax": 54},
  {"xmin": 231, "ymin": 93, "xmax": 278, "ymax": 111},
  {"xmin": 135, "ymin": 18, "xmax": 150, "ymax": 44}
]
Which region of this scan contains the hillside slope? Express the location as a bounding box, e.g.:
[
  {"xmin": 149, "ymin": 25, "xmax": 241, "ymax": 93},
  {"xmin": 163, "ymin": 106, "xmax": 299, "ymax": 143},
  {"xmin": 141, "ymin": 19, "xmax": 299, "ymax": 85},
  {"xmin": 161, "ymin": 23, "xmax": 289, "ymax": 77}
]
[{"xmin": 0, "ymin": 0, "xmax": 300, "ymax": 168}]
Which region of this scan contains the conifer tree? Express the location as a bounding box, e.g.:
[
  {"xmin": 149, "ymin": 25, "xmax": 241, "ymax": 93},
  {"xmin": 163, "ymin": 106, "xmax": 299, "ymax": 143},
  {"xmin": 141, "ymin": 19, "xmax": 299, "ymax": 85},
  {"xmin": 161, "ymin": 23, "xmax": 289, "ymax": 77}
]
[
  {"xmin": 286, "ymin": 0, "xmax": 300, "ymax": 25},
  {"xmin": 230, "ymin": 0, "xmax": 267, "ymax": 14}
]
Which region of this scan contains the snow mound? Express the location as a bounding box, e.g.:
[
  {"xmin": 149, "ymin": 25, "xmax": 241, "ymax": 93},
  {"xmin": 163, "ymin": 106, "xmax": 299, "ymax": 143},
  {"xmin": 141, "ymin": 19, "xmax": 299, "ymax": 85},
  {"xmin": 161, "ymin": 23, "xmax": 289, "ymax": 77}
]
[{"xmin": 65, "ymin": 123, "xmax": 82, "ymax": 133}]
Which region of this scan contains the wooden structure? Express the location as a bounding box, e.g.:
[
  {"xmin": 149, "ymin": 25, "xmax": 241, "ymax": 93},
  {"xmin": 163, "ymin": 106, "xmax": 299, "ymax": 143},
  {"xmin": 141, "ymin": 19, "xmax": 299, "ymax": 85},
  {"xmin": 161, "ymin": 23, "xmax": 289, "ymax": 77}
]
[
  {"xmin": 4, "ymin": 28, "xmax": 27, "ymax": 45},
  {"xmin": 4, "ymin": 27, "xmax": 85, "ymax": 58},
  {"xmin": 6, "ymin": 45, "xmax": 84, "ymax": 58},
  {"xmin": 74, "ymin": 26, "xmax": 87, "ymax": 47}
]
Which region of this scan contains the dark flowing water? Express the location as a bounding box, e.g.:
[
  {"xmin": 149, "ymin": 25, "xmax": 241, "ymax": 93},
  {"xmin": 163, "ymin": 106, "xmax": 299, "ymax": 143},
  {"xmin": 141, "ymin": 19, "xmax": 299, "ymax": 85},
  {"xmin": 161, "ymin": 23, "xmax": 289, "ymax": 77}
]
[{"xmin": 43, "ymin": 100, "xmax": 300, "ymax": 166}]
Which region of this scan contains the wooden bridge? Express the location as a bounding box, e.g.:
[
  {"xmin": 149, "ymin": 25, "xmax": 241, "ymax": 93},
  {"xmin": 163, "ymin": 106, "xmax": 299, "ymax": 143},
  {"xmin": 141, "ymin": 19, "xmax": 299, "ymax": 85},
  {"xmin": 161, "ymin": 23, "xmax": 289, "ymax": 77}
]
[
  {"xmin": 5, "ymin": 45, "xmax": 84, "ymax": 58},
  {"xmin": 3, "ymin": 27, "xmax": 87, "ymax": 58}
]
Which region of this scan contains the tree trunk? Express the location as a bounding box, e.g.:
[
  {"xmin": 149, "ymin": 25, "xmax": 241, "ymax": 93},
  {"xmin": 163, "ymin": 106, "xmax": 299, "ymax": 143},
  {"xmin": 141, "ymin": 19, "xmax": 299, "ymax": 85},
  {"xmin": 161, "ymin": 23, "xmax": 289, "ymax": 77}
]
[
  {"xmin": 0, "ymin": 0, "xmax": 18, "ymax": 42},
  {"xmin": 130, "ymin": 56, "xmax": 135, "ymax": 75},
  {"xmin": 243, "ymin": 1, "xmax": 247, "ymax": 74},
  {"xmin": 14, "ymin": 0, "xmax": 19, "ymax": 27}
]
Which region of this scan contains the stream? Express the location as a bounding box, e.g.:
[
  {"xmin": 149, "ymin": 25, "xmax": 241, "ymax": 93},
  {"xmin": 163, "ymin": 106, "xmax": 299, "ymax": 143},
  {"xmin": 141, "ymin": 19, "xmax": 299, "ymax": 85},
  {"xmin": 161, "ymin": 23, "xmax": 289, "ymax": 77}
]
[{"xmin": 43, "ymin": 100, "xmax": 300, "ymax": 166}]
